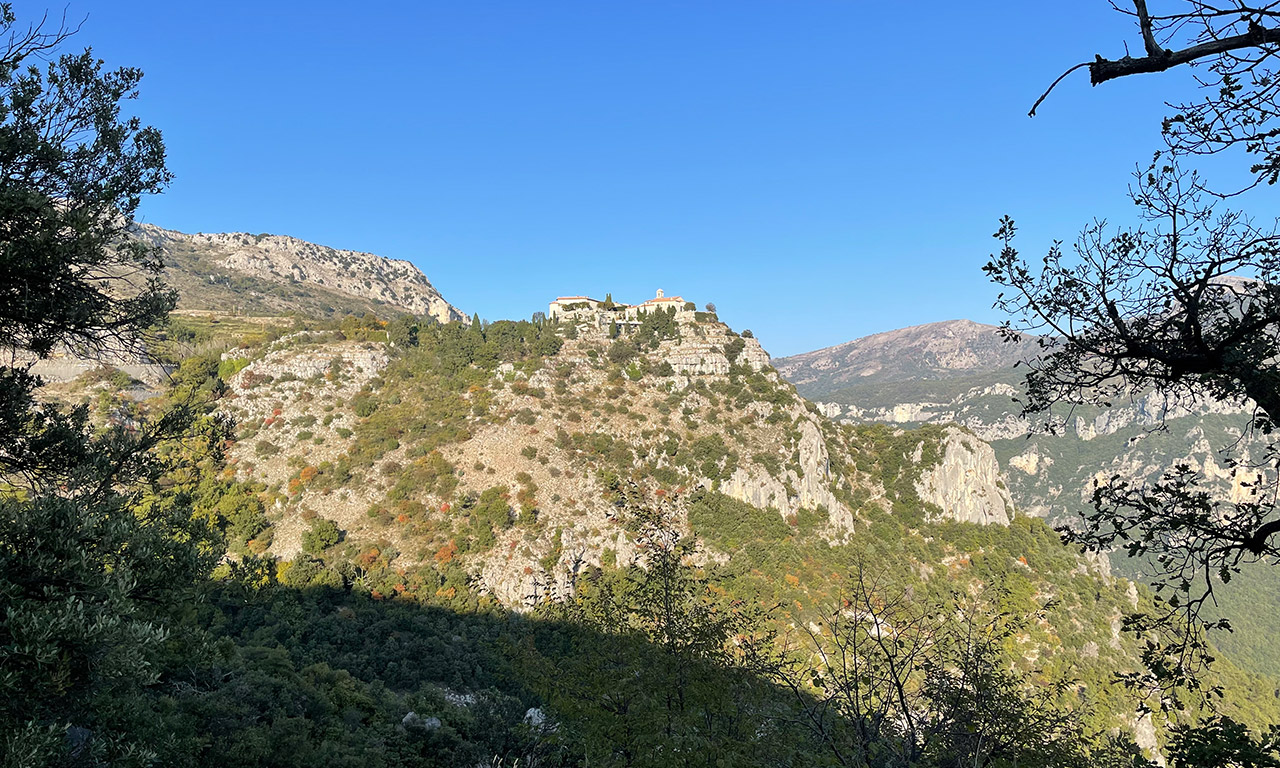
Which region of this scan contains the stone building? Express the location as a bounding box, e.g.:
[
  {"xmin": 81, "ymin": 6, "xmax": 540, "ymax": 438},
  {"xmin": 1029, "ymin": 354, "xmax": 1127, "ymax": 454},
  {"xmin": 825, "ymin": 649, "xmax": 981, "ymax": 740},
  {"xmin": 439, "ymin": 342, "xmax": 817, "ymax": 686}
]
[
  {"xmin": 548, "ymin": 290, "xmax": 693, "ymax": 323},
  {"xmin": 629, "ymin": 289, "xmax": 690, "ymax": 318},
  {"xmin": 547, "ymin": 295, "xmax": 604, "ymax": 320}
]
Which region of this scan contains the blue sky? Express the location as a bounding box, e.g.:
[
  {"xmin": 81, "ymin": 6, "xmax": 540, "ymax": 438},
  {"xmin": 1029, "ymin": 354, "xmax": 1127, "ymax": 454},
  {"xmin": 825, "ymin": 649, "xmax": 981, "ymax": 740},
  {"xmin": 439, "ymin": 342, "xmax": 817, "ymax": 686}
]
[{"xmin": 26, "ymin": 1, "xmax": 1279, "ymax": 355}]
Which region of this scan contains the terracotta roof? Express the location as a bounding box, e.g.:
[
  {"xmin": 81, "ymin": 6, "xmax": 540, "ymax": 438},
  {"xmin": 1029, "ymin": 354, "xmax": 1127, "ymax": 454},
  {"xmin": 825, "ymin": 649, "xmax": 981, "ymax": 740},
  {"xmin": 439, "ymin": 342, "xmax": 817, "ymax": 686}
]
[
  {"xmin": 643, "ymin": 296, "xmax": 684, "ymax": 304},
  {"xmin": 554, "ymin": 296, "xmax": 599, "ymax": 302}
]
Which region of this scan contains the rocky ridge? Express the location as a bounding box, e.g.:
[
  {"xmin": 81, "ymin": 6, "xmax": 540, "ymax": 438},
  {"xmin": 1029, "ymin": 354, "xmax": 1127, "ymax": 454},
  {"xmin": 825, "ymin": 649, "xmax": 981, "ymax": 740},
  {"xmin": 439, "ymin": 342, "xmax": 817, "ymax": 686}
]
[
  {"xmin": 136, "ymin": 223, "xmax": 466, "ymax": 323},
  {"xmin": 774, "ymin": 319, "xmax": 1026, "ymax": 390}
]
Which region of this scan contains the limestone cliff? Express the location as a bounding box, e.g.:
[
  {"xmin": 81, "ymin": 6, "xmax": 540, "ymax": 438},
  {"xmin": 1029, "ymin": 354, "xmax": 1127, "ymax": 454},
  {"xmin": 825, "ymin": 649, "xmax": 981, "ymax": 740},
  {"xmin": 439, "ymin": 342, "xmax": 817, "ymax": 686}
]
[{"xmin": 915, "ymin": 427, "xmax": 1013, "ymax": 525}]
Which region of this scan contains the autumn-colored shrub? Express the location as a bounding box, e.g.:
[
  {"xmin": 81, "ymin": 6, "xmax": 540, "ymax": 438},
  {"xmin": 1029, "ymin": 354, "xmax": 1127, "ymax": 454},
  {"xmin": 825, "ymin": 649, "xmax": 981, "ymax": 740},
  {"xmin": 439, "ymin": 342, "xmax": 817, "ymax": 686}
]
[{"xmin": 434, "ymin": 541, "xmax": 458, "ymax": 564}]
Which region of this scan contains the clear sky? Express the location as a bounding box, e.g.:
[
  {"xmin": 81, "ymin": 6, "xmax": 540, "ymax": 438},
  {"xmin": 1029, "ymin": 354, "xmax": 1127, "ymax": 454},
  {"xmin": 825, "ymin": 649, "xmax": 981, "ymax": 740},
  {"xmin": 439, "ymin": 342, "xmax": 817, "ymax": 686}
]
[{"xmin": 20, "ymin": 1, "xmax": 1280, "ymax": 355}]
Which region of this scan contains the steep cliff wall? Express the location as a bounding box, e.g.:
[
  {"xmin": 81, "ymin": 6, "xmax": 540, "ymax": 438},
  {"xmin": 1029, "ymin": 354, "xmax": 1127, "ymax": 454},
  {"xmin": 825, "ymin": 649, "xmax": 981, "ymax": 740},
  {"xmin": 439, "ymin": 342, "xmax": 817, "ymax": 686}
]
[{"xmin": 915, "ymin": 428, "xmax": 1013, "ymax": 525}]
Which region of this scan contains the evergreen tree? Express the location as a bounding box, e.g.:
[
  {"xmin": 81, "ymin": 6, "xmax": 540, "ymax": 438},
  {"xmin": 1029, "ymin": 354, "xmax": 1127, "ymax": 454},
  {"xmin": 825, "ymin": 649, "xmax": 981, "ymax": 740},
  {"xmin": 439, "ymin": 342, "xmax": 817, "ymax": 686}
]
[{"xmin": 0, "ymin": 8, "xmax": 220, "ymax": 763}]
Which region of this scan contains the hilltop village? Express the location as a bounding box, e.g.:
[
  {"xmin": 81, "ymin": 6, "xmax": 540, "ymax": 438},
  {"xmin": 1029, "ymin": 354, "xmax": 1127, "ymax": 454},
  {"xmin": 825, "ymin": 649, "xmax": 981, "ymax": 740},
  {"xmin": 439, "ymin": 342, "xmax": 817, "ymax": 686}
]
[
  {"xmin": 545, "ymin": 289, "xmax": 771, "ymax": 375},
  {"xmin": 549, "ymin": 288, "xmax": 692, "ymax": 325}
]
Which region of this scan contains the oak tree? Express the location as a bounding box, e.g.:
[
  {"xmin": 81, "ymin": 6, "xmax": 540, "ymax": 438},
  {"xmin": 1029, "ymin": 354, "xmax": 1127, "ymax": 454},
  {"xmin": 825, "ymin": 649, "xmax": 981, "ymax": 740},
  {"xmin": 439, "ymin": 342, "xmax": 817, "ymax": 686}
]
[
  {"xmin": 0, "ymin": 6, "xmax": 220, "ymax": 764},
  {"xmin": 986, "ymin": 158, "xmax": 1280, "ymax": 703}
]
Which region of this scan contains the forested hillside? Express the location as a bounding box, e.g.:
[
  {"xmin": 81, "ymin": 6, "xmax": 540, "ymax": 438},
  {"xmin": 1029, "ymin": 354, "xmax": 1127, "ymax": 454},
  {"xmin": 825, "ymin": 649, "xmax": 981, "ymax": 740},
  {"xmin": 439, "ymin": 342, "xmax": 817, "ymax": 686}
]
[{"xmin": 17, "ymin": 296, "xmax": 1278, "ymax": 765}]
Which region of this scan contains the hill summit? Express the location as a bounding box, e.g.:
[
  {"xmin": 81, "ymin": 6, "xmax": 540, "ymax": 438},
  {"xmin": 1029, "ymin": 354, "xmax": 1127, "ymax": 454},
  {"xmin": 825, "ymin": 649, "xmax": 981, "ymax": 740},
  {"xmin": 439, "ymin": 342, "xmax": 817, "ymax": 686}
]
[
  {"xmin": 135, "ymin": 223, "xmax": 466, "ymax": 323},
  {"xmin": 773, "ymin": 319, "xmax": 1026, "ymax": 393}
]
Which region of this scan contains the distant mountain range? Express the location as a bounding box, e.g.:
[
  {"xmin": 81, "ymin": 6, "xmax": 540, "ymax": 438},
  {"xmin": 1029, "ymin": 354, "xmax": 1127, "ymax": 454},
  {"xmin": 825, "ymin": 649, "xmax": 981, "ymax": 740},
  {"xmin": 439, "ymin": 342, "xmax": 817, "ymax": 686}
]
[
  {"xmin": 774, "ymin": 319, "xmax": 1253, "ymax": 518},
  {"xmin": 135, "ymin": 224, "xmax": 466, "ymax": 324},
  {"xmin": 776, "ymin": 319, "xmax": 1279, "ymax": 676},
  {"xmin": 776, "ymin": 319, "xmax": 1026, "ymax": 390}
]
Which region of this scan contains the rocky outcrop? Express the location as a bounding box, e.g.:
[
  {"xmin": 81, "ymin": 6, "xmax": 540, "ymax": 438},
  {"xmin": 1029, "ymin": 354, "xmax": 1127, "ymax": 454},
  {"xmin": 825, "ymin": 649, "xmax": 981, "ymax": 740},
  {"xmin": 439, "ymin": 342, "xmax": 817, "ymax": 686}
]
[
  {"xmin": 1008, "ymin": 445, "xmax": 1052, "ymax": 476},
  {"xmin": 477, "ymin": 524, "xmax": 609, "ymax": 608},
  {"xmin": 813, "ymin": 383, "xmax": 1031, "ymax": 442},
  {"xmin": 236, "ymin": 336, "xmax": 390, "ymax": 382},
  {"xmin": 656, "ymin": 322, "xmax": 769, "ymax": 376},
  {"xmin": 721, "ymin": 467, "xmax": 790, "ymax": 512},
  {"xmin": 817, "ymin": 383, "xmax": 1251, "ymax": 446},
  {"xmin": 1070, "ymin": 389, "xmax": 1248, "ymax": 441},
  {"xmin": 15, "ymin": 349, "xmax": 172, "ymax": 386},
  {"xmin": 718, "ymin": 414, "xmax": 848, "ymax": 526},
  {"xmin": 137, "ymin": 223, "xmax": 466, "ymax": 323},
  {"xmin": 915, "ymin": 428, "xmax": 1013, "ymax": 525},
  {"xmin": 794, "ymin": 418, "xmax": 844, "ymax": 515}
]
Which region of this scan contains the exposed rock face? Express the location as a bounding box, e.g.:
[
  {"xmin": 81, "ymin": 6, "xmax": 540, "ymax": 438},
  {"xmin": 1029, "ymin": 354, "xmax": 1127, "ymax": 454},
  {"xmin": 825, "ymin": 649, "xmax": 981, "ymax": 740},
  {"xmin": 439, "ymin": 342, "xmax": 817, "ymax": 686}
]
[
  {"xmin": 794, "ymin": 418, "xmax": 844, "ymax": 515},
  {"xmin": 816, "ymin": 382, "xmax": 1251, "ymax": 445},
  {"xmin": 815, "ymin": 383, "xmax": 1032, "ymax": 442},
  {"xmin": 716, "ymin": 414, "xmax": 850, "ymax": 528},
  {"xmin": 915, "ymin": 428, "xmax": 1013, "ymax": 525},
  {"xmin": 236, "ymin": 337, "xmax": 390, "ymax": 383},
  {"xmin": 15, "ymin": 349, "xmax": 171, "ymax": 386},
  {"xmin": 136, "ymin": 223, "xmax": 466, "ymax": 323},
  {"xmin": 659, "ymin": 328, "xmax": 770, "ymax": 376},
  {"xmin": 1008, "ymin": 445, "xmax": 1051, "ymax": 476},
  {"xmin": 1069, "ymin": 389, "xmax": 1248, "ymax": 441},
  {"xmin": 720, "ymin": 467, "xmax": 789, "ymax": 512}
]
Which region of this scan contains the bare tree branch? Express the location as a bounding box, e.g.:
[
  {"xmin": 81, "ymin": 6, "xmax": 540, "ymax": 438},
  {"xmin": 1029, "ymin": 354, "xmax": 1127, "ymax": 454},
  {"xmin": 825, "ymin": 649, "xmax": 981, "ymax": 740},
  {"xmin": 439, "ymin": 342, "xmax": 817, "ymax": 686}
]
[{"xmin": 1090, "ymin": 21, "xmax": 1280, "ymax": 84}]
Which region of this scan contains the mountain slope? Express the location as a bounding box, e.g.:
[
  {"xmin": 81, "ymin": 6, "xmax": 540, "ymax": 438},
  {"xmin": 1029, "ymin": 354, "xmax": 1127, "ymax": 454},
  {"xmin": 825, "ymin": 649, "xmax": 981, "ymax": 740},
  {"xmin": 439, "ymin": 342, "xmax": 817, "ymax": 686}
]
[
  {"xmin": 59, "ymin": 288, "xmax": 1280, "ymax": 755},
  {"xmin": 775, "ymin": 320, "xmax": 1027, "ymax": 392},
  {"xmin": 136, "ymin": 223, "xmax": 466, "ymax": 323},
  {"xmin": 777, "ymin": 319, "xmax": 1280, "ymax": 677},
  {"xmin": 200, "ymin": 302, "xmax": 1205, "ymax": 737}
]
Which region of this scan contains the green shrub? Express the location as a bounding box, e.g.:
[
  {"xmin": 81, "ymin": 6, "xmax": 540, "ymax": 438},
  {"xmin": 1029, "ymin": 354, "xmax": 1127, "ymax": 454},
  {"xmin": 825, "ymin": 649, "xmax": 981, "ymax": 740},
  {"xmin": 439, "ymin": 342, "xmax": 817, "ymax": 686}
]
[
  {"xmin": 301, "ymin": 518, "xmax": 343, "ymax": 554},
  {"xmin": 723, "ymin": 337, "xmax": 745, "ymax": 363},
  {"xmin": 607, "ymin": 339, "xmax": 637, "ymax": 364},
  {"xmin": 352, "ymin": 393, "xmax": 378, "ymax": 417},
  {"xmin": 688, "ymin": 490, "xmax": 790, "ymax": 552}
]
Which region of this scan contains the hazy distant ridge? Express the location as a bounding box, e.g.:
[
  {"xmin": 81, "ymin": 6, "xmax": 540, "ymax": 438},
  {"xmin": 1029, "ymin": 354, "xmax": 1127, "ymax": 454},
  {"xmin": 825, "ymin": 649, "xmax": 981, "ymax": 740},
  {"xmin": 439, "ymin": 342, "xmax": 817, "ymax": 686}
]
[{"xmin": 773, "ymin": 319, "xmax": 1028, "ymax": 396}]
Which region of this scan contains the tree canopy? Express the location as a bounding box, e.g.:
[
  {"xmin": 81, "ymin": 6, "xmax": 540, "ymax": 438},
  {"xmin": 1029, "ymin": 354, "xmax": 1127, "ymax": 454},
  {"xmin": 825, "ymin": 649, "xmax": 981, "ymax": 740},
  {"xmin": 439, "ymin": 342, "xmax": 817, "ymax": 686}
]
[
  {"xmin": 986, "ymin": 155, "xmax": 1280, "ymax": 712},
  {"xmin": 0, "ymin": 6, "xmax": 221, "ymax": 763}
]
